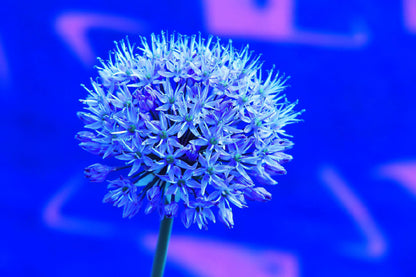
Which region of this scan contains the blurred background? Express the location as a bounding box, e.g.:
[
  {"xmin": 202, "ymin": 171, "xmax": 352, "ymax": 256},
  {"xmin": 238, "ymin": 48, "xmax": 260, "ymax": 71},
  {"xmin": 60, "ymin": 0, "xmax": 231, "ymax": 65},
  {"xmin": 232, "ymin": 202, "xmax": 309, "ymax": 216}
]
[{"xmin": 1, "ymin": 0, "xmax": 415, "ymax": 276}]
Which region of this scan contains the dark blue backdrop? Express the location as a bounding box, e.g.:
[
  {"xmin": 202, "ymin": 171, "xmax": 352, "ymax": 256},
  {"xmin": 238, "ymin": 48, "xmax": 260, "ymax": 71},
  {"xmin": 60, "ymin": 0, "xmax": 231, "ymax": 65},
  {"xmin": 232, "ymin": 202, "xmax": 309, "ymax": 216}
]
[{"xmin": 1, "ymin": 0, "xmax": 415, "ymax": 276}]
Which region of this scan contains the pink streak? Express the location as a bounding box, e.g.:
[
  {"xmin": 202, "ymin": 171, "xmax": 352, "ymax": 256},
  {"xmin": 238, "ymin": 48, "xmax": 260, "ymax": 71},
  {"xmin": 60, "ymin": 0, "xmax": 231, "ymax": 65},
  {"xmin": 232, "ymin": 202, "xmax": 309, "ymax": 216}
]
[
  {"xmin": 289, "ymin": 30, "xmax": 367, "ymax": 49},
  {"xmin": 404, "ymin": 0, "xmax": 416, "ymax": 33},
  {"xmin": 43, "ymin": 175, "xmax": 115, "ymax": 237},
  {"xmin": 0, "ymin": 38, "xmax": 9, "ymax": 84},
  {"xmin": 143, "ymin": 234, "xmax": 299, "ymax": 277},
  {"xmin": 321, "ymin": 166, "xmax": 387, "ymax": 258},
  {"xmin": 202, "ymin": 0, "xmax": 367, "ymax": 48},
  {"xmin": 55, "ymin": 12, "xmax": 143, "ymax": 66},
  {"xmin": 380, "ymin": 161, "xmax": 416, "ymax": 196}
]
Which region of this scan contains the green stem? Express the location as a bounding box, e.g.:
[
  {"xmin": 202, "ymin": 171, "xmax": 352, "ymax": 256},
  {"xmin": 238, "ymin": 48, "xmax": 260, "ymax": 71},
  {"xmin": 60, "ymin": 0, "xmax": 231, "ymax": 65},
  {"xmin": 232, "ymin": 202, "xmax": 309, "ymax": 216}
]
[{"xmin": 151, "ymin": 217, "xmax": 173, "ymax": 277}]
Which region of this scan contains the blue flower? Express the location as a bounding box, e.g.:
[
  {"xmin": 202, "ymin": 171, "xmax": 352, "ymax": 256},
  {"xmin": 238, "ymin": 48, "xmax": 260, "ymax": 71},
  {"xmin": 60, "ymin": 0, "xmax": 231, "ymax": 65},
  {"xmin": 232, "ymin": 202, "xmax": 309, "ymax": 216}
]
[
  {"xmin": 193, "ymin": 151, "xmax": 229, "ymax": 195},
  {"xmin": 77, "ymin": 32, "xmax": 303, "ymax": 229},
  {"xmin": 103, "ymin": 177, "xmax": 141, "ymax": 219},
  {"xmin": 159, "ymin": 167, "xmax": 199, "ymax": 204},
  {"xmin": 181, "ymin": 198, "xmax": 216, "ymax": 230},
  {"xmin": 207, "ymin": 174, "xmax": 247, "ymax": 228}
]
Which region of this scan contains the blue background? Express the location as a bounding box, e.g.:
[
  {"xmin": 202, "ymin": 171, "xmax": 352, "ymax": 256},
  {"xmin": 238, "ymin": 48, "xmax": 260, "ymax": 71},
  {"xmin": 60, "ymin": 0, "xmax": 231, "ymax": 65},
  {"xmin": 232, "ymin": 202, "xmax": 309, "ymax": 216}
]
[{"xmin": 1, "ymin": 0, "xmax": 415, "ymax": 276}]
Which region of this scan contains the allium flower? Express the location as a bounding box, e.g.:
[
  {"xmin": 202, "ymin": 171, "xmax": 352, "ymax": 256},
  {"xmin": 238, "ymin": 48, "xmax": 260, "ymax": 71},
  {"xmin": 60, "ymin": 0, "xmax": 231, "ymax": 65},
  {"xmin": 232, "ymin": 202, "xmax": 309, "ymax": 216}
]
[{"xmin": 77, "ymin": 32, "xmax": 303, "ymax": 229}]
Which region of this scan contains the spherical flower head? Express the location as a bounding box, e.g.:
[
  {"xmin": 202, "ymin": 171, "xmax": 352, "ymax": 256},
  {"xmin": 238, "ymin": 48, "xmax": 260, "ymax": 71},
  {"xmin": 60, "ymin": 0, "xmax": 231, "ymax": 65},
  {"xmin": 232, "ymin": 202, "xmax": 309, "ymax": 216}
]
[{"xmin": 77, "ymin": 32, "xmax": 304, "ymax": 229}]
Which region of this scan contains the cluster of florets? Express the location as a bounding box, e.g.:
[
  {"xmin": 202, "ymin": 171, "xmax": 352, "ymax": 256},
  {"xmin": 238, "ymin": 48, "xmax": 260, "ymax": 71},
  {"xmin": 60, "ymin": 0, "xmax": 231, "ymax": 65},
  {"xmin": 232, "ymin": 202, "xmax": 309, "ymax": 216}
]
[{"xmin": 76, "ymin": 32, "xmax": 303, "ymax": 229}]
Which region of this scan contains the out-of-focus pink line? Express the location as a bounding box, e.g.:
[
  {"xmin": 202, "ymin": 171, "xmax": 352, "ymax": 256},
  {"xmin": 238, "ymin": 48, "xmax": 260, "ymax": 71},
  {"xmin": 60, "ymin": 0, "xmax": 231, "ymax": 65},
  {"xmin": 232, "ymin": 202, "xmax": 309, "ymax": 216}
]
[
  {"xmin": 289, "ymin": 30, "xmax": 367, "ymax": 48},
  {"xmin": 404, "ymin": 0, "xmax": 416, "ymax": 33},
  {"xmin": 0, "ymin": 38, "xmax": 9, "ymax": 83},
  {"xmin": 321, "ymin": 166, "xmax": 387, "ymax": 258},
  {"xmin": 55, "ymin": 12, "xmax": 143, "ymax": 66},
  {"xmin": 202, "ymin": 0, "xmax": 367, "ymax": 48},
  {"xmin": 380, "ymin": 161, "xmax": 416, "ymax": 196},
  {"xmin": 43, "ymin": 175, "xmax": 115, "ymax": 237},
  {"xmin": 143, "ymin": 234, "xmax": 298, "ymax": 277}
]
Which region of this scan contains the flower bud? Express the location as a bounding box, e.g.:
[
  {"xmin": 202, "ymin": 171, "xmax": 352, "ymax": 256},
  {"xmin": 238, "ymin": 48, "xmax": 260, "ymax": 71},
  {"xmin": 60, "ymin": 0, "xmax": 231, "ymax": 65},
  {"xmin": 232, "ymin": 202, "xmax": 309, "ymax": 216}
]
[
  {"xmin": 138, "ymin": 88, "xmax": 156, "ymax": 111},
  {"xmin": 79, "ymin": 141, "xmax": 105, "ymax": 156},
  {"xmin": 244, "ymin": 187, "xmax": 272, "ymax": 202},
  {"xmin": 218, "ymin": 207, "xmax": 234, "ymax": 228},
  {"xmin": 122, "ymin": 200, "xmax": 142, "ymax": 219},
  {"xmin": 75, "ymin": 131, "xmax": 96, "ymax": 142},
  {"xmin": 77, "ymin": 112, "xmax": 97, "ymax": 124},
  {"xmin": 84, "ymin": 163, "xmax": 113, "ymax": 182},
  {"xmin": 164, "ymin": 202, "xmax": 179, "ymax": 217},
  {"xmin": 264, "ymin": 163, "xmax": 287, "ymax": 176},
  {"xmin": 147, "ymin": 186, "xmax": 161, "ymax": 201}
]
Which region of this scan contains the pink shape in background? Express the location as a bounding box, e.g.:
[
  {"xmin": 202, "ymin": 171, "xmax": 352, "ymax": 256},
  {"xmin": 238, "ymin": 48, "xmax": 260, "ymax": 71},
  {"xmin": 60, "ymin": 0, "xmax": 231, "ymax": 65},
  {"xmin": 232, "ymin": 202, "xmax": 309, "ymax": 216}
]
[
  {"xmin": 203, "ymin": 0, "xmax": 367, "ymax": 48},
  {"xmin": 321, "ymin": 166, "xmax": 387, "ymax": 258},
  {"xmin": 404, "ymin": 0, "xmax": 416, "ymax": 33},
  {"xmin": 143, "ymin": 234, "xmax": 299, "ymax": 277},
  {"xmin": 0, "ymin": 38, "xmax": 9, "ymax": 85},
  {"xmin": 43, "ymin": 175, "xmax": 115, "ymax": 238},
  {"xmin": 380, "ymin": 161, "xmax": 416, "ymax": 196},
  {"xmin": 204, "ymin": 0, "xmax": 295, "ymax": 38},
  {"xmin": 55, "ymin": 12, "xmax": 143, "ymax": 66}
]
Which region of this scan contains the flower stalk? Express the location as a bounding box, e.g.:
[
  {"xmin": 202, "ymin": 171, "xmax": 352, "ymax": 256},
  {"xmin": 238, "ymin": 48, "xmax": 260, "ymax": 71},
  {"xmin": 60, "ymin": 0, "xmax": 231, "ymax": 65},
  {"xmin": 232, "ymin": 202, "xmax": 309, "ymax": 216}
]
[{"xmin": 151, "ymin": 217, "xmax": 173, "ymax": 277}]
